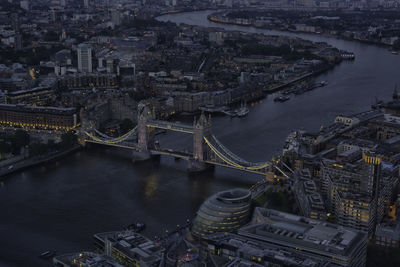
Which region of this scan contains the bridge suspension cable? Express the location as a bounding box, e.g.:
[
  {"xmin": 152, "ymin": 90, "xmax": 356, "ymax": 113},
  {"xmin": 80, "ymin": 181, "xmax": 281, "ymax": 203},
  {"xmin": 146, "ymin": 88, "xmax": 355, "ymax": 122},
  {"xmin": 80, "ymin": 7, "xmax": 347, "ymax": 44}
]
[
  {"xmin": 204, "ymin": 137, "xmax": 271, "ymax": 171},
  {"xmin": 210, "ymin": 135, "xmax": 251, "ymax": 165},
  {"xmin": 207, "ymin": 136, "xmax": 271, "ymax": 170},
  {"xmin": 204, "ymin": 137, "xmax": 246, "ymax": 169},
  {"xmin": 84, "ymin": 126, "xmax": 138, "ymax": 144},
  {"xmin": 94, "ymin": 129, "xmax": 114, "ymax": 139}
]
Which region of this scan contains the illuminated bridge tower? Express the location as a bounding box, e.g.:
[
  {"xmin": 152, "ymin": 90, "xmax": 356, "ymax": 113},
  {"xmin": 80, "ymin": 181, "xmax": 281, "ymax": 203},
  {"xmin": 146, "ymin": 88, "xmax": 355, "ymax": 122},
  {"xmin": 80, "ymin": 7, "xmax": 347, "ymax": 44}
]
[
  {"xmin": 189, "ymin": 112, "xmax": 212, "ymax": 172},
  {"xmin": 78, "ymin": 115, "xmax": 95, "ymax": 146},
  {"xmin": 135, "ymin": 103, "xmax": 155, "ymax": 160}
]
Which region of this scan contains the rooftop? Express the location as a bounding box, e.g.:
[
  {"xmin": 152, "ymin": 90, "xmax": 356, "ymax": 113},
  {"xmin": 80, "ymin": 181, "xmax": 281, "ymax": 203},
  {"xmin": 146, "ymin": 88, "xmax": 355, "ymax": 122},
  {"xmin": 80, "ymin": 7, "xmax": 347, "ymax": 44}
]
[
  {"xmin": 94, "ymin": 231, "xmax": 162, "ymax": 264},
  {"xmin": 6, "ymin": 86, "xmax": 52, "ymax": 96},
  {"xmin": 216, "ymin": 188, "xmax": 252, "ymax": 204},
  {"xmin": 53, "ymin": 252, "xmax": 122, "ymax": 267},
  {"xmin": 375, "ymin": 222, "xmax": 400, "ymax": 241},
  {"xmin": 244, "ymin": 208, "xmax": 367, "ymax": 257},
  {"xmin": 0, "ymin": 104, "xmax": 76, "ymax": 115},
  {"xmin": 204, "ymin": 232, "xmax": 325, "ymax": 267}
]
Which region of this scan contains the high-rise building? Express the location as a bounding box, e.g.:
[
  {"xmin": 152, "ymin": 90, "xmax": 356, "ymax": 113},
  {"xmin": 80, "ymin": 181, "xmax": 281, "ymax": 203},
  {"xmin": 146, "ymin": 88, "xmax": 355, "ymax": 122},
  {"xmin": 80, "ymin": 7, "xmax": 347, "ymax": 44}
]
[
  {"xmin": 106, "ymin": 58, "xmax": 119, "ymax": 74},
  {"xmin": 293, "ymin": 170, "xmax": 327, "ymax": 221},
  {"xmin": 51, "ymin": 9, "xmax": 57, "ymax": 22},
  {"xmin": 321, "ymin": 160, "xmax": 366, "ymax": 210},
  {"xmin": 110, "ymin": 9, "xmax": 121, "ymax": 26},
  {"xmin": 335, "ymin": 191, "xmax": 376, "ymax": 236},
  {"xmin": 20, "ymin": 0, "xmax": 30, "ymax": 11},
  {"xmin": 77, "ymin": 44, "xmax": 93, "ymax": 73},
  {"xmin": 10, "ymin": 13, "xmax": 20, "ymax": 32},
  {"xmin": 321, "ymin": 153, "xmax": 397, "ymax": 237},
  {"xmin": 14, "ymin": 33, "xmax": 22, "ymax": 51}
]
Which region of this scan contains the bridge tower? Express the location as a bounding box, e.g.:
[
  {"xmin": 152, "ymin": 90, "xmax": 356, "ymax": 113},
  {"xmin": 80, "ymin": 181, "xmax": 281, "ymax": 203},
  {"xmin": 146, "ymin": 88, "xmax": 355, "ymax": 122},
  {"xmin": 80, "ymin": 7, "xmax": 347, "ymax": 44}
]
[
  {"xmin": 135, "ymin": 103, "xmax": 155, "ymax": 160},
  {"xmin": 77, "ymin": 118, "xmax": 95, "ymax": 146},
  {"xmin": 189, "ymin": 112, "xmax": 212, "ymax": 172}
]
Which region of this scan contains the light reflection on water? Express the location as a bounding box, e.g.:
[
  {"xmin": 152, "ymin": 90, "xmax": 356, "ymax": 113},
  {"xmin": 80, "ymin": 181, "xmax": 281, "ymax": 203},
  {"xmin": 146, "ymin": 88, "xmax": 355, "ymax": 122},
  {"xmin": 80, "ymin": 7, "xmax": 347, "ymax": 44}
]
[{"xmin": 144, "ymin": 173, "xmax": 159, "ymax": 200}]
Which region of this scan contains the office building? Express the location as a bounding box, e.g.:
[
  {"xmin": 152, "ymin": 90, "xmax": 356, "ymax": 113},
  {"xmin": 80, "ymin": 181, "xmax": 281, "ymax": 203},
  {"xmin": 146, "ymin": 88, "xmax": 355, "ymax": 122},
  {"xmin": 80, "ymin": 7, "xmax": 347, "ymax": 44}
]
[
  {"xmin": 374, "ymin": 221, "xmax": 400, "ymax": 248},
  {"xmin": 14, "ymin": 33, "xmax": 22, "ymax": 51},
  {"xmin": 94, "ymin": 231, "xmax": 163, "ymax": 267},
  {"xmin": 57, "ymin": 73, "xmax": 119, "ymax": 90},
  {"xmin": 294, "ymin": 169, "xmax": 327, "ymax": 221},
  {"xmin": 77, "ymin": 44, "xmax": 93, "ymax": 73},
  {"xmin": 321, "ymin": 153, "xmax": 397, "ymax": 237},
  {"xmin": 192, "ymin": 188, "xmax": 252, "ymax": 238},
  {"xmin": 53, "ymin": 252, "xmax": 123, "ymax": 267},
  {"xmin": 111, "ymin": 9, "xmax": 121, "ymax": 26},
  {"xmin": 0, "ymin": 104, "xmax": 78, "ymax": 130},
  {"xmin": 10, "ymin": 13, "xmax": 20, "ymax": 32},
  {"xmin": 20, "ymin": 0, "xmax": 30, "ymax": 11},
  {"xmin": 246, "ymin": 208, "xmax": 368, "ymax": 267},
  {"xmin": 204, "ymin": 232, "xmax": 327, "ymax": 267},
  {"xmin": 334, "ymin": 192, "xmax": 376, "ymax": 236},
  {"xmin": 5, "ymin": 87, "xmax": 54, "ymax": 106}
]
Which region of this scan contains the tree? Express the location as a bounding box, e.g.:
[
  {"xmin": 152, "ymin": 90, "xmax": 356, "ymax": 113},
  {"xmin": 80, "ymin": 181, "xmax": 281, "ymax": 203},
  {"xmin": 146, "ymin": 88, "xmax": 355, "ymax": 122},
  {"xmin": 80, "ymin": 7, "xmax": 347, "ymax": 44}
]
[
  {"xmin": 60, "ymin": 131, "xmax": 77, "ymax": 149},
  {"xmin": 10, "ymin": 130, "xmax": 29, "ymax": 154},
  {"xmin": 29, "ymin": 143, "xmax": 49, "ymax": 156},
  {"xmin": 13, "ymin": 130, "xmax": 29, "ymax": 148},
  {"xmin": 0, "ymin": 141, "xmax": 11, "ymax": 154}
]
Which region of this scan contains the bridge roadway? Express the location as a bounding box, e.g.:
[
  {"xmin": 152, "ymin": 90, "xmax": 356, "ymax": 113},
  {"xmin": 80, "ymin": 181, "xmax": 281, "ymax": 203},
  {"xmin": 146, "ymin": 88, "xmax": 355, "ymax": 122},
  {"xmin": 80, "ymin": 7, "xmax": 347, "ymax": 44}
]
[
  {"xmin": 85, "ymin": 139, "xmax": 272, "ymax": 175},
  {"xmin": 151, "ymin": 149, "xmax": 271, "ymax": 175},
  {"xmin": 85, "ymin": 140, "xmax": 138, "ymax": 150},
  {"xmin": 149, "ymin": 148, "xmax": 192, "ymax": 159},
  {"xmin": 85, "ymin": 140, "xmax": 192, "ymax": 159},
  {"xmin": 203, "ymin": 160, "xmax": 268, "ymax": 175},
  {"xmin": 146, "ymin": 120, "xmax": 194, "ymax": 134}
]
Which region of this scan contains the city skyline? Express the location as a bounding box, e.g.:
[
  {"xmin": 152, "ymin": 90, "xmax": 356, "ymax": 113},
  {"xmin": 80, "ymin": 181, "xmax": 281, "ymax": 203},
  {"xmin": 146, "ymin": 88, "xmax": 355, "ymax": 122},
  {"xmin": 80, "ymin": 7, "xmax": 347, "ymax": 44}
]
[{"xmin": 1, "ymin": 1, "xmax": 400, "ymax": 266}]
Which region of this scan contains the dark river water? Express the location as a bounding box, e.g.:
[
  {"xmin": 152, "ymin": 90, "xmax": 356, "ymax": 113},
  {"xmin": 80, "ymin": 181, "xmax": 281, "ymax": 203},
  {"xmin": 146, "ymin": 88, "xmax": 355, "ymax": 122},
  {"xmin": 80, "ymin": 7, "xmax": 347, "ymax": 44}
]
[{"xmin": 1, "ymin": 10, "xmax": 400, "ymax": 267}]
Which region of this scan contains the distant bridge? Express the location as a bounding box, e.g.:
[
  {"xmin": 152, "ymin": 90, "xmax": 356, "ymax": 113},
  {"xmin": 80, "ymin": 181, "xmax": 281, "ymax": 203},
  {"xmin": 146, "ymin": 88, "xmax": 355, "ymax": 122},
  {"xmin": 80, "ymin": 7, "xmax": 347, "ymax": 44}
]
[{"xmin": 81, "ymin": 103, "xmax": 290, "ymax": 178}]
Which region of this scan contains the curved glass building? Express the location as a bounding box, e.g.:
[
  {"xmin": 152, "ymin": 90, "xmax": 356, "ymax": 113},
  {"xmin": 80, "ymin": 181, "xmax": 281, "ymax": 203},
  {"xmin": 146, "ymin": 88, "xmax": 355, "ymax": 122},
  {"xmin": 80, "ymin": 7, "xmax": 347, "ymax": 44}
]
[{"xmin": 192, "ymin": 188, "xmax": 252, "ymax": 238}]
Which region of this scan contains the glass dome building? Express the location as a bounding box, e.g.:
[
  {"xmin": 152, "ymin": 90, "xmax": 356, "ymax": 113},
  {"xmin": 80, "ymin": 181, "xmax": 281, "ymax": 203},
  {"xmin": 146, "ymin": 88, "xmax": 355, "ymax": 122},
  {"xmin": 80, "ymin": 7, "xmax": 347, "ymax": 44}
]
[{"xmin": 191, "ymin": 188, "xmax": 252, "ymax": 238}]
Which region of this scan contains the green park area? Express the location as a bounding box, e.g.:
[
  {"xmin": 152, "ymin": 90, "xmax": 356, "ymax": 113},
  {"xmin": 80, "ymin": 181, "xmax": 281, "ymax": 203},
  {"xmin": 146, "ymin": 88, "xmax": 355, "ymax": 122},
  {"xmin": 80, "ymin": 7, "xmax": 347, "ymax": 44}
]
[{"xmin": 252, "ymin": 188, "xmax": 293, "ymax": 213}]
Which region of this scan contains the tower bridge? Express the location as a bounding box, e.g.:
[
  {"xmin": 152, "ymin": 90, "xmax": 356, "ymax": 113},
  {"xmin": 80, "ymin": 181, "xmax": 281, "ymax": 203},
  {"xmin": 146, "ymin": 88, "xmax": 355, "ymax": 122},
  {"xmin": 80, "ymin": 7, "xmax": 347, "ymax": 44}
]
[{"xmin": 81, "ymin": 104, "xmax": 290, "ymax": 178}]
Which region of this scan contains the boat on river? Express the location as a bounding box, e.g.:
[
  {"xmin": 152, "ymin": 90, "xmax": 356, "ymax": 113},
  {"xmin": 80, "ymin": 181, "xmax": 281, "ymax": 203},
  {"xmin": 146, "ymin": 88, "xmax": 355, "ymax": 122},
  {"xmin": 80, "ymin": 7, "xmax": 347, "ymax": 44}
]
[
  {"xmin": 223, "ymin": 109, "xmax": 237, "ymax": 117},
  {"xmin": 39, "ymin": 250, "xmax": 56, "ymax": 259},
  {"xmin": 236, "ymin": 106, "xmax": 249, "ymax": 117},
  {"xmin": 274, "ymin": 95, "xmax": 290, "ymax": 102}
]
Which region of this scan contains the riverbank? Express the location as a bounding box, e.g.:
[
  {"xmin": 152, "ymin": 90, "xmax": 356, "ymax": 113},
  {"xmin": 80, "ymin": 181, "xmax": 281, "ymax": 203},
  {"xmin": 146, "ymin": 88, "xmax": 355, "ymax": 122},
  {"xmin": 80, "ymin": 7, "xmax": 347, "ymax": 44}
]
[
  {"xmin": 157, "ymin": 7, "xmax": 222, "ymax": 17},
  {"xmin": 0, "ymin": 145, "xmax": 81, "ymax": 178},
  {"xmin": 207, "ymin": 10, "xmax": 398, "ymax": 50},
  {"xmin": 155, "ymin": 11, "xmax": 344, "ymax": 114},
  {"xmin": 266, "ymin": 63, "xmax": 334, "ymax": 92},
  {"xmin": 264, "ymin": 68, "xmax": 330, "ymax": 94}
]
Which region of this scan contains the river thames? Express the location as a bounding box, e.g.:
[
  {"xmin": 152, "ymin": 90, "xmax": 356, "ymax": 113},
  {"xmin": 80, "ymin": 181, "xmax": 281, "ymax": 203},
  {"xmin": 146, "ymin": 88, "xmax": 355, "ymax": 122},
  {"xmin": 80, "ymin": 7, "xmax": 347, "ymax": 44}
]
[{"xmin": 1, "ymin": 10, "xmax": 400, "ymax": 266}]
